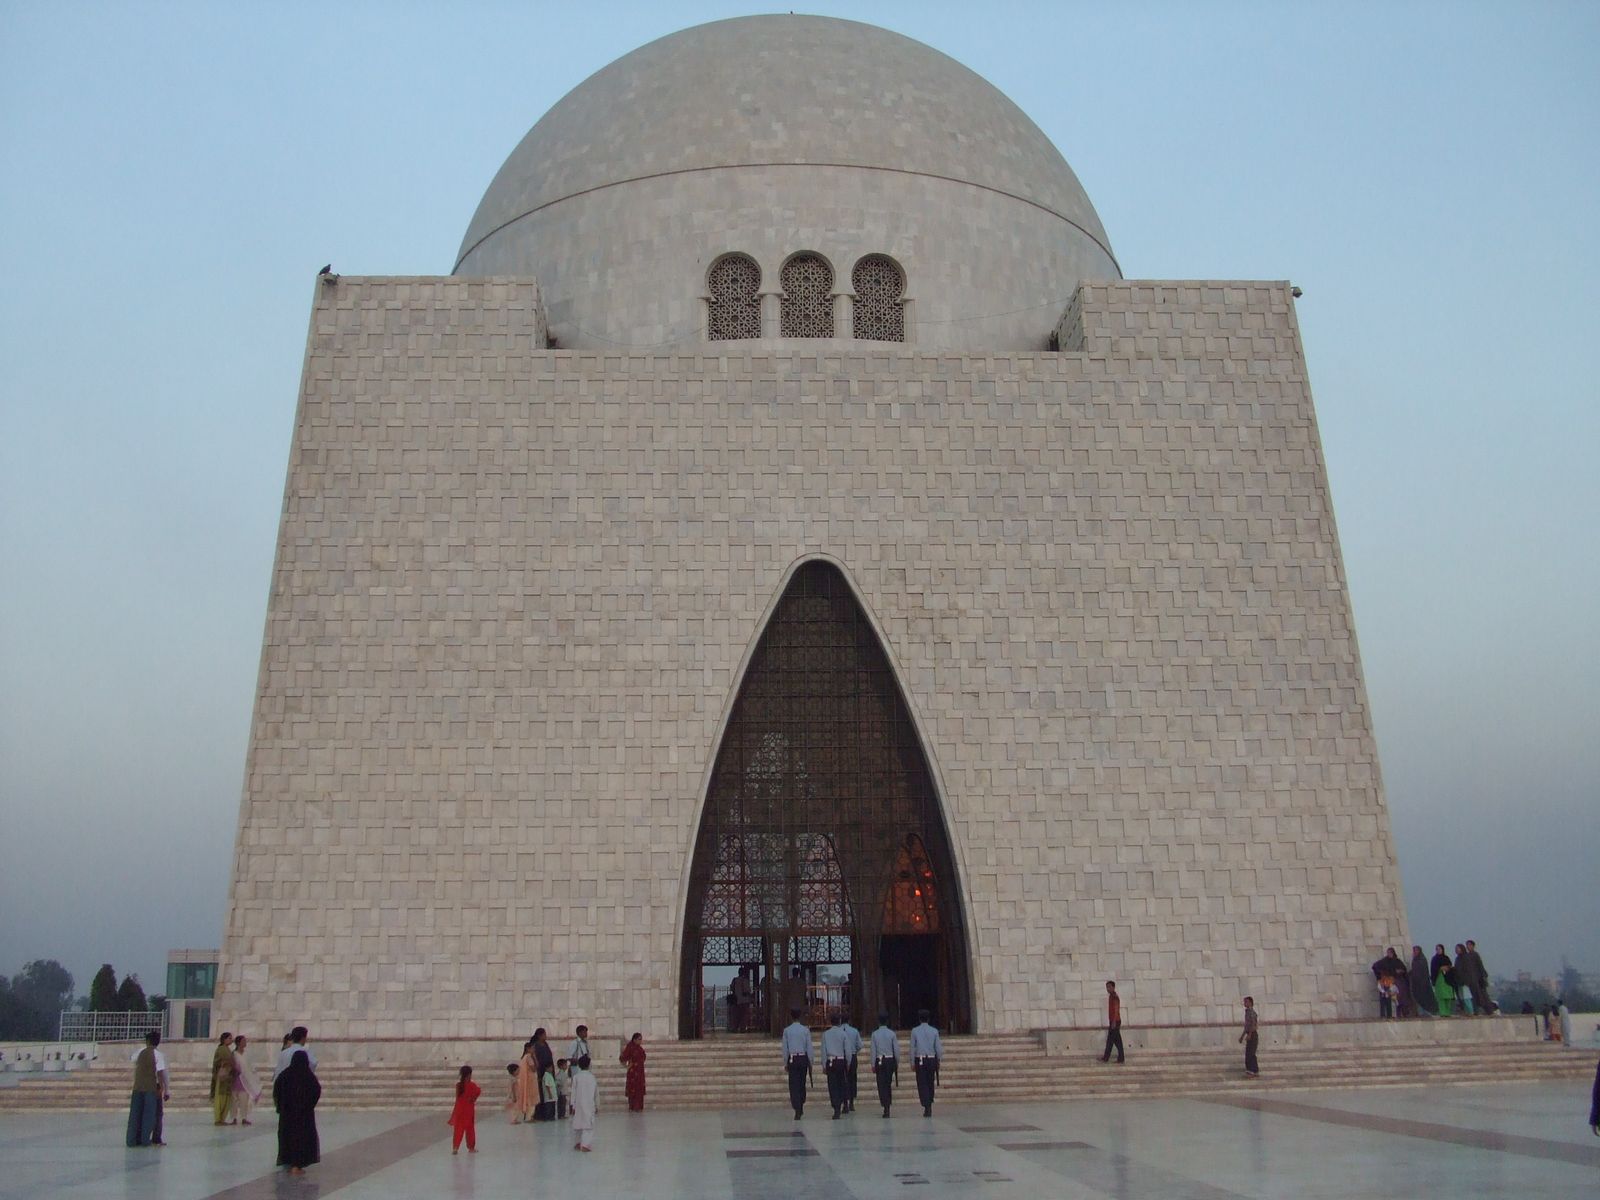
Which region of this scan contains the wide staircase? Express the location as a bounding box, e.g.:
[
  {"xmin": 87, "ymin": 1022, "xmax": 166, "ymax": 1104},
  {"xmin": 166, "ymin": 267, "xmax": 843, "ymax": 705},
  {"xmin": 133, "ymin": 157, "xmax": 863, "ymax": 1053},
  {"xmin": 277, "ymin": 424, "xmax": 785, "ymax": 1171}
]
[{"xmin": 1, "ymin": 1031, "xmax": 1588, "ymax": 1113}]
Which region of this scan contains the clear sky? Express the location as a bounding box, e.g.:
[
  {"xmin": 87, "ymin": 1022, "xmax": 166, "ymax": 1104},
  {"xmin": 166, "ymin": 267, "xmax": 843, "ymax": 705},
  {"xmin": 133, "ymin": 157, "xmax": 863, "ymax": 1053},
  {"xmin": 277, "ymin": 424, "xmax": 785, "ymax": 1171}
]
[{"xmin": 2, "ymin": 1, "xmax": 1596, "ymax": 1002}]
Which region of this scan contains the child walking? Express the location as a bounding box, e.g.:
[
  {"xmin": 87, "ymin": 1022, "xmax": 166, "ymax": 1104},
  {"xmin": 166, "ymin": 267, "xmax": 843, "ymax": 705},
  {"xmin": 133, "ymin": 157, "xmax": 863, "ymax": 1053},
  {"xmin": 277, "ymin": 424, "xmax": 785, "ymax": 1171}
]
[
  {"xmin": 503, "ymin": 1063, "xmax": 521, "ymax": 1123},
  {"xmin": 448, "ymin": 1066, "xmax": 481, "ymax": 1154},
  {"xmin": 541, "ymin": 1061, "xmax": 558, "ymax": 1121},
  {"xmin": 570, "ymin": 1054, "xmax": 598, "ymax": 1152},
  {"xmin": 556, "ymin": 1058, "xmax": 571, "ymax": 1119}
]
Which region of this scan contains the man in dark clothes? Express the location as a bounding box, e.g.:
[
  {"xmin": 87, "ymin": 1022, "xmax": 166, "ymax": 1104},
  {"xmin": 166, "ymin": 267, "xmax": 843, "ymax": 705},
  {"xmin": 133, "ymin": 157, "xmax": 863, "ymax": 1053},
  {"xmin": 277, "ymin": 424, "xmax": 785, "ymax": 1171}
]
[
  {"xmin": 1458, "ymin": 940, "xmax": 1492, "ymax": 1015},
  {"xmin": 1239, "ymin": 996, "xmax": 1260, "ymax": 1077},
  {"xmin": 125, "ymin": 1031, "xmax": 165, "ymax": 1147},
  {"xmin": 1100, "ymin": 981, "xmax": 1125, "ymax": 1063}
]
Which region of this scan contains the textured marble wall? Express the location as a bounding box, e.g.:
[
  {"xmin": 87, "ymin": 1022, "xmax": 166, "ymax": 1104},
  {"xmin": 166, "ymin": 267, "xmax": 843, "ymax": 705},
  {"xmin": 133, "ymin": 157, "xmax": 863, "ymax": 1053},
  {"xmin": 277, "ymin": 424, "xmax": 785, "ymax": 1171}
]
[{"xmin": 218, "ymin": 276, "xmax": 1405, "ymax": 1039}]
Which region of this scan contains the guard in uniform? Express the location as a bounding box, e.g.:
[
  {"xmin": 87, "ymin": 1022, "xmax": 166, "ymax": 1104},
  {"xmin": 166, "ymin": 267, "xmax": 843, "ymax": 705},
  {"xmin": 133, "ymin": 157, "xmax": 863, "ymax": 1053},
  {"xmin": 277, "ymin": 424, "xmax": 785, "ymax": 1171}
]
[
  {"xmin": 870, "ymin": 1012, "xmax": 899, "ymax": 1118},
  {"xmin": 821, "ymin": 1015, "xmax": 849, "ymax": 1119},
  {"xmin": 781, "ymin": 1007, "xmax": 812, "ymax": 1119},
  {"xmin": 841, "ymin": 1016, "xmax": 863, "ymax": 1113},
  {"xmin": 910, "ymin": 1008, "xmax": 943, "ymax": 1118}
]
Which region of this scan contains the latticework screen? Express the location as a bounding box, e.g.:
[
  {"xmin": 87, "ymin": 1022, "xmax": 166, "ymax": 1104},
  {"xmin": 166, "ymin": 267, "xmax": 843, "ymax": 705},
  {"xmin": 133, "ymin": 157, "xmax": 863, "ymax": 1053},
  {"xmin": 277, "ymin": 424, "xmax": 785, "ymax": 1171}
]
[
  {"xmin": 707, "ymin": 254, "xmax": 762, "ymax": 340},
  {"xmin": 779, "ymin": 253, "xmax": 835, "ymax": 337},
  {"xmin": 851, "ymin": 254, "xmax": 906, "ymax": 342}
]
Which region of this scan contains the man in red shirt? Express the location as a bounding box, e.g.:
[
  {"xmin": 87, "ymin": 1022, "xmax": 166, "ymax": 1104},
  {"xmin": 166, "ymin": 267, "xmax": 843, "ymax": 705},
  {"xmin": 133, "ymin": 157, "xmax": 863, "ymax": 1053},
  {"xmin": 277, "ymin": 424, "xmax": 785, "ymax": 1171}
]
[{"xmin": 1101, "ymin": 980, "xmax": 1124, "ymax": 1063}]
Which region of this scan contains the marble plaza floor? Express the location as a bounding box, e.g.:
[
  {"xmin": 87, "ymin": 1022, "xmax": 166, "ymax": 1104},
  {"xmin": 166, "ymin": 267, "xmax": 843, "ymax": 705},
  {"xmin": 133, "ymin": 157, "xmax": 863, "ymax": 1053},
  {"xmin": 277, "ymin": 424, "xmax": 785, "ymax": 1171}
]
[{"xmin": 1, "ymin": 1082, "xmax": 1596, "ymax": 1199}]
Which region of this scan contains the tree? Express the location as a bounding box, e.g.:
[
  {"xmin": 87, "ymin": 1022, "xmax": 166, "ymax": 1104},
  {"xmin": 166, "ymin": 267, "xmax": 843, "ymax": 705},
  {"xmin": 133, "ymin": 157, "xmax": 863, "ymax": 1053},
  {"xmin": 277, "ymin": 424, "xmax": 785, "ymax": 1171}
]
[
  {"xmin": 147, "ymin": 994, "xmax": 168, "ymax": 1015},
  {"xmin": 1557, "ymin": 959, "xmax": 1598, "ymax": 1011},
  {"xmin": 1492, "ymin": 975, "xmax": 1555, "ymax": 1013},
  {"xmin": 89, "ymin": 964, "xmax": 118, "ymax": 1012},
  {"xmin": 114, "ymin": 973, "xmax": 147, "ymax": 1014},
  {"xmin": 0, "ymin": 975, "xmax": 32, "ymax": 1040},
  {"xmin": 0, "ymin": 962, "xmax": 70, "ymax": 1039},
  {"xmin": 2, "ymin": 960, "xmax": 75, "ymax": 1040}
]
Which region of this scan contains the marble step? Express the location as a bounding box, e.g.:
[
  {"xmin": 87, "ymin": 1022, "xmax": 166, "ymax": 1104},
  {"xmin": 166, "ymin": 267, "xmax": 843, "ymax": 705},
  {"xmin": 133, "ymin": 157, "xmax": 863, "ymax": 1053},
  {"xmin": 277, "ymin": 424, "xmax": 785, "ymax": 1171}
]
[{"xmin": 3, "ymin": 1048, "xmax": 1583, "ymax": 1110}]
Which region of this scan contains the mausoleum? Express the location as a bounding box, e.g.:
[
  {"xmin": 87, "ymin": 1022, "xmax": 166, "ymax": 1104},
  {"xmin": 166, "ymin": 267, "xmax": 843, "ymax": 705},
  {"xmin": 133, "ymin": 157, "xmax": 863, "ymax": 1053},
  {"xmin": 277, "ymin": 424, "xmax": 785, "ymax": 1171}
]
[{"xmin": 218, "ymin": 15, "xmax": 1406, "ymax": 1042}]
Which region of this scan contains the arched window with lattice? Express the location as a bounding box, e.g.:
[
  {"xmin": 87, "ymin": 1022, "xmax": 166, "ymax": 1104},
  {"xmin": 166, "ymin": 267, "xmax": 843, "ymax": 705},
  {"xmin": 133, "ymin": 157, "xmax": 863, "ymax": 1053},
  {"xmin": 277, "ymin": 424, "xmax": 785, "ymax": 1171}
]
[
  {"xmin": 780, "ymin": 253, "xmax": 834, "ymax": 338},
  {"xmin": 706, "ymin": 254, "xmax": 762, "ymax": 340},
  {"xmin": 851, "ymin": 255, "xmax": 905, "ymax": 342}
]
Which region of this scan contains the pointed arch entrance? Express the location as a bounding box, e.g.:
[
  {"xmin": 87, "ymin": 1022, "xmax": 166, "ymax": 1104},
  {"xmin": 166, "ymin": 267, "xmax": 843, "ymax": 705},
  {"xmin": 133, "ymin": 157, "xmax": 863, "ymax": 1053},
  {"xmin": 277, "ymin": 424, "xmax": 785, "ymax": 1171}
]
[{"xmin": 679, "ymin": 561, "xmax": 973, "ymax": 1037}]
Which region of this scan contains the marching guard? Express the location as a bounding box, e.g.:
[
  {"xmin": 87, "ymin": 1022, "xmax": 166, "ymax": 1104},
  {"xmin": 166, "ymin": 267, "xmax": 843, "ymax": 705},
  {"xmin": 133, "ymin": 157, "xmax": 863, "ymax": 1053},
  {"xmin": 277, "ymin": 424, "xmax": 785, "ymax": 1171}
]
[
  {"xmin": 821, "ymin": 1015, "xmax": 850, "ymax": 1119},
  {"xmin": 870, "ymin": 1012, "xmax": 899, "ymax": 1118},
  {"xmin": 910, "ymin": 1008, "xmax": 943, "ymax": 1118},
  {"xmin": 782, "ymin": 1007, "xmax": 812, "ymax": 1120},
  {"xmin": 841, "ymin": 1015, "xmax": 863, "ymax": 1113}
]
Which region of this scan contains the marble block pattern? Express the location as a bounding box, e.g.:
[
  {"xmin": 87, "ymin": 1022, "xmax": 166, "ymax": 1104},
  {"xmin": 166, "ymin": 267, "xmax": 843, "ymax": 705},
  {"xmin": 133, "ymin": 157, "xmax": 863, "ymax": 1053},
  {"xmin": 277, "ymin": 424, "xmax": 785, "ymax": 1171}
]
[{"xmin": 218, "ymin": 276, "xmax": 1406, "ymax": 1039}]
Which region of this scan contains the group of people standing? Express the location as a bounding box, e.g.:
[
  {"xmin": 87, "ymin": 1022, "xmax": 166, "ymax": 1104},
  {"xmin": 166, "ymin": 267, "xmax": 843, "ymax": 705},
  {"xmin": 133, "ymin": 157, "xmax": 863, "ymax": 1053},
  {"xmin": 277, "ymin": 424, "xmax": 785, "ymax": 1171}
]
[
  {"xmin": 206, "ymin": 1031, "xmax": 263, "ymax": 1126},
  {"xmin": 781, "ymin": 1007, "xmax": 944, "ymax": 1121},
  {"xmin": 502, "ymin": 1025, "xmax": 646, "ymax": 1152},
  {"xmin": 1371, "ymin": 942, "xmax": 1494, "ymax": 1019},
  {"xmin": 126, "ymin": 1024, "xmax": 321, "ymax": 1176}
]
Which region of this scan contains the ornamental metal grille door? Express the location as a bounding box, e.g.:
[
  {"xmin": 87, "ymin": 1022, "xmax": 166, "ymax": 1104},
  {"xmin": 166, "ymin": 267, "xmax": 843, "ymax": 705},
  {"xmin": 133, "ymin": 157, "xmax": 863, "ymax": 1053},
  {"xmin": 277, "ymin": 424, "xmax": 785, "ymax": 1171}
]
[{"xmin": 680, "ymin": 561, "xmax": 972, "ymax": 1036}]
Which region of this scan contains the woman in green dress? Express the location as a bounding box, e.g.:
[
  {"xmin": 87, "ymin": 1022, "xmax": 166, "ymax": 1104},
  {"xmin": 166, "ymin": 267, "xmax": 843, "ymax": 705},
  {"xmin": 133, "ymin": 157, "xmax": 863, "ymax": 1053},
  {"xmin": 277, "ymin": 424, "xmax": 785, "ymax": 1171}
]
[{"xmin": 1430, "ymin": 945, "xmax": 1456, "ymax": 1016}]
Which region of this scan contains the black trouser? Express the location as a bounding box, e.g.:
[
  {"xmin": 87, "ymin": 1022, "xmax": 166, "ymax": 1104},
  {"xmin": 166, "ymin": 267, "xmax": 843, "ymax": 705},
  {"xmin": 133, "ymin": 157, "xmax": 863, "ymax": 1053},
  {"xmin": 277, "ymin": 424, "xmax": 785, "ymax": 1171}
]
[
  {"xmin": 914, "ymin": 1057, "xmax": 938, "ymax": 1111},
  {"xmin": 874, "ymin": 1057, "xmax": 895, "ymax": 1112},
  {"xmin": 787, "ymin": 1055, "xmax": 808, "ymax": 1115},
  {"xmin": 1379, "ymin": 994, "xmax": 1393, "ymax": 1019},
  {"xmin": 826, "ymin": 1059, "xmax": 848, "ymax": 1114},
  {"xmin": 1244, "ymin": 1032, "xmax": 1259, "ymax": 1075},
  {"xmin": 1102, "ymin": 1026, "xmax": 1124, "ymax": 1062},
  {"xmin": 846, "ymin": 1055, "xmax": 858, "ymax": 1109}
]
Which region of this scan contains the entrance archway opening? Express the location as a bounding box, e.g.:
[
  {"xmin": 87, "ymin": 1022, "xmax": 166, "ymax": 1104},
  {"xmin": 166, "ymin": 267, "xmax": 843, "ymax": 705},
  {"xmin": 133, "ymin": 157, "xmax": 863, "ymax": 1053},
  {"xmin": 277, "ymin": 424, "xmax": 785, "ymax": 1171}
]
[{"xmin": 679, "ymin": 561, "xmax": 972, "ymax": 1037}]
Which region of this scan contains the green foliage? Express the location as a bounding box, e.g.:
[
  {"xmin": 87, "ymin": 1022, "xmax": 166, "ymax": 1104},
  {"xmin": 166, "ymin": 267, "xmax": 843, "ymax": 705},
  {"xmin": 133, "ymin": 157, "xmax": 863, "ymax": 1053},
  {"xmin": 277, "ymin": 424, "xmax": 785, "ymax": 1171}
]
[
  {"xmin": 147, "ymin": 993, "xmax": 168, "ymax": 1014},
  {"xmin": 1493, "ymin": 961, "xmax": 1599, "ymax": 1015},
  {"xmin": 0, "ymin": 977, "xmax": 33, "ymax": 1039},
  {"xmin": 114, "ymin": 973, "xmax": 147, "ymax": 1014},
  {"xmin": 0, "ymin": 960, "xmax": 75, "ymax": 1040},
  {"xmin": 1493, "ymin": 976, "xmax": 1555, "ymax": 1013},
  {"xmin": 1557, "ymin": 960, "xmax": 1599, "ymax": 1011},
  {"xmin": 89, "ymin": 964, "xmax": 118, "ymax": 1012}
]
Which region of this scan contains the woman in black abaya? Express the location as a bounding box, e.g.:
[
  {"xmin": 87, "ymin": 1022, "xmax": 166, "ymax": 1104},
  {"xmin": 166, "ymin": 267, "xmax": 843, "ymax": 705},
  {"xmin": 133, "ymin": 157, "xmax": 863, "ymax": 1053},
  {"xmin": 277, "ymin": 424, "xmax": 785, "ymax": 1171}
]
[{"xmin": 273, "ymin": 1049, "xmax": 322, "ymax": 1174}]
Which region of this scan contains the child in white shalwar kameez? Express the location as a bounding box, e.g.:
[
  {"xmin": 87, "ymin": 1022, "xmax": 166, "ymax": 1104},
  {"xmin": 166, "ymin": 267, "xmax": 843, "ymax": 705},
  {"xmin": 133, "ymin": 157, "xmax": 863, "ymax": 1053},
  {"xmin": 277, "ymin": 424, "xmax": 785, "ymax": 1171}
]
[{"xmin": 569, "ymin": 1055, "xmax": 598, "ymax": 1151}]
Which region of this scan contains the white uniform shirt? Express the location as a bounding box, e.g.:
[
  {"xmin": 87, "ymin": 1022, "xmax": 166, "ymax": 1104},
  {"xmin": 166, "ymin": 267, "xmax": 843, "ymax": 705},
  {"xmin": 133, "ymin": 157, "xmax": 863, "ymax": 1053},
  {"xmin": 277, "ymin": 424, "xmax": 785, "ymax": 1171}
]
[
  {"xmin": 870, "ymin": 1026, "xmax": 899, "ymax": 1063},
  {"xmin": 781, "ymin": 1021, "xmax": 812, "ymax": 1062},
  {"xmin": 910, "ymin": 1022, "xmax": 943, "ymax": 1062}
]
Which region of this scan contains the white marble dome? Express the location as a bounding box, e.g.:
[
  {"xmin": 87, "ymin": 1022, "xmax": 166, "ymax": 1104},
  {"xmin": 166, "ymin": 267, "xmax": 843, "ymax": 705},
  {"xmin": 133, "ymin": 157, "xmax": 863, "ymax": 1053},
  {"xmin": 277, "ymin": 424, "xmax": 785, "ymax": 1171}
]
[{"xmin": 455, "ymin": 14, "xmax": 1120, "ymax": 350}]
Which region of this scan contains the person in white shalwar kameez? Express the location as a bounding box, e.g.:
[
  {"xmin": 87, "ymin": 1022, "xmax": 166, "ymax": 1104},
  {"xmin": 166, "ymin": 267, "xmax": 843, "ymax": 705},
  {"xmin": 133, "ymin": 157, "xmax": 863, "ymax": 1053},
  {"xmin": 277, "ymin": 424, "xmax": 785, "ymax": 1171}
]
[{"xmin": 569, "ymin": 1055, "xmax": 599, "ymax": 1151}]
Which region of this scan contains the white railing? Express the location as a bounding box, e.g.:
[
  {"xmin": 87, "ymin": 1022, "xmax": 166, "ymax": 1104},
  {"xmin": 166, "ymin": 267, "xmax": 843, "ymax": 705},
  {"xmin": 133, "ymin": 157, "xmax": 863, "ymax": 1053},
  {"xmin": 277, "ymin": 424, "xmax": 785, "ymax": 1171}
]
[{"xmin": 58, "ymin": 1011, "xmax": 163, "ymax": 1042}]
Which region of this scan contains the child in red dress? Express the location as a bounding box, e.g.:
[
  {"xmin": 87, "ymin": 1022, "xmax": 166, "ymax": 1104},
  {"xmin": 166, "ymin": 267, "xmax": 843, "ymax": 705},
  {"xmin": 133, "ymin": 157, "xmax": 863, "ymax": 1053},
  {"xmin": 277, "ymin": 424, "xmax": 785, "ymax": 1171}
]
[{"xmin": 448, "ymin": 1065, "xmax": 481, "ymax": 1154}]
